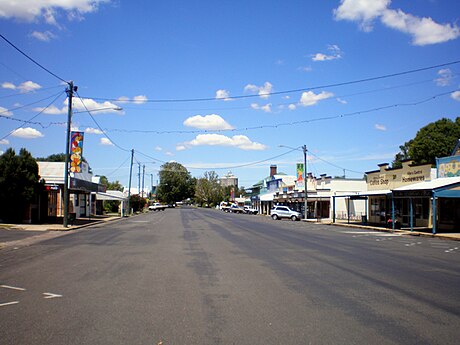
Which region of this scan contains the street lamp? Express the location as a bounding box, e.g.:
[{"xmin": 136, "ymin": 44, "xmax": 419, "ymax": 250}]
[{"xmin": 279, "ymin": 144, "xmax": 308, "ymax": 220}]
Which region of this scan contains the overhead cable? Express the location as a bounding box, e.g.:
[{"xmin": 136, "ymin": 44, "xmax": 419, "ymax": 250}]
[
  {"xmin": 0, "ymin": 34, "xmax": 68, "ymax": 85},
  {"xmin": 81, "ymin": 60, "xmax": 460, "ymax": 103}
]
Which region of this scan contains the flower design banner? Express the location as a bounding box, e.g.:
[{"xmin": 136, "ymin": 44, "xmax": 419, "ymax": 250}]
[{"xmin": 70, "ymin": 131, "xmax": 84, "ymax": 173}]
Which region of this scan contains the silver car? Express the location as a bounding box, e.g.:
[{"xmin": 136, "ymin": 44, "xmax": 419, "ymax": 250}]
[{"xmin": 270, "ymin": 206, "xmax": 301, "ymax": 221}]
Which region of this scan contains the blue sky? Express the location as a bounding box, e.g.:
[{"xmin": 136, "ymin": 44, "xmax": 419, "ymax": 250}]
[{"xmin": 1, "ymin": 0, "xmax": 459, "ymax": 189}]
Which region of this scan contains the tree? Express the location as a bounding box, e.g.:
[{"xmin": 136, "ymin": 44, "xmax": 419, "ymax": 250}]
[
  {"xmin": 392, "ymin": 117, "xmax": 460, "ymax": 167},
  {"xmin": 195, "ymin": 171, "xmax": 224, "ymax": 207},
  {"xmin": 156, "ymin": 162, "xmax": 195, "ymax": 204},
  {"xmin": 129, "ymin": 194, "xmax": 147, "ymax": 213},
  {"xmin": 0, "ymin": 148, "xmax": 42, "ymax": 223},
  {"xmin": 98, "ymin": 175, "xmax": 124, "ymax": 213}
]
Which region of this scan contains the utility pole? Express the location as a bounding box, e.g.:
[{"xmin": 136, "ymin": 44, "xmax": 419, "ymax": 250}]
[
  {"xmin": 150, "ymin": 173, "xmax": 153, "ymax": 198},
  {"xmin": 142, "ymin": 165, "xmax": 145, "ymax": 198},
  {"xmin": 138, "ymin": 164, "xmax": 141, "ymax": 196},
  {"xmin": 63, "ymin": 81, "xmax": 76, "ymax": 228},
  {"xmin": 127, "ymin": 149, "xmax": 134, "ymax": 216},
  {"xmin": 303, "ymin": 145, "xmax": 308, "ymax": 220}
]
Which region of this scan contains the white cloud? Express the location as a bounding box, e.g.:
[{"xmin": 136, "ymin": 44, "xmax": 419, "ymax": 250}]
[
  {"xmin": 2, "ymin": 82, "xmax": 16, "ymax": 90},
  {"xmin": 375, "ymin": 124, "xmax": 387, "ymax": 131},
  {"xmin": 73, "ymin": 98, "xmax": 122, "ymax": 114},
  {"xmin": 337, "ymin": 98, "xmax": 348, "ymax": 104},
  {"xmin": 0, "ymin": 139, "xmax": 9, "ymax": 145},
  {"xmin": 298, "ymin": 66, "xmax": 312, "ymax": 72},
  {"xmin": 2, "ymin": 81, "xmax": 42, "ymax": 92},
  {"xmin": 18, "ymin": 81, "xmax": 42, "ymax": 93},
  {"xmin": 288, "ymin": 104, "xmax": 297, "ymax": 111},
  {"xmin": 30, "ymin": 30, "xmax": 57, "ymax": 42},
  {"xmin": 133, "ymin": 95, "xmax": 148, "ymax": 104},
  {"xmin": 33, "ymin": 104, "xmax": 66, "ymax": 115},
  {"xmin": 451, "ymin": 91, "xmax": 460, "ymax": 101},
  {"xmin": 0, "ymin": 0, "xmax": 107, "ymax": 24},
  {"xmin": 251, "ymin": 103, "xmax": 272, "ymax": 113},
  {"xmin": 165, "ymin": 151, "xmax": 174, "ymax": 157},
  {"xmin": 154, "ymin": 146, "xmax": 162, "ymax": 151},
  {"xmin": 11, "ymin": 127, "xmax": 44, "ymax": 139},
  {"xmin": 334, "ymin": 0, "xmax": 460, "ymax": 45},
  {"xmin": 0, "ymin": 106, "xmax": 13, "ymax": 116},
  {"xmin": 299, "ymin": 91, "xmax": 334, "ymax": 107},
  {"xmin": 85, "ymin": 127, "xmax": 103, "ymax": 134},
  {"xmin": 100, "ymin": 137, "xmax": 113, "ymax": 146},
  {"xmin": 215, "ymin": 89, "xmax": 232, "ymax": 101},
  {"xmin": 435, "ymin": 68, "xmax": 453, "ymax": 87},
  {"xmin": 179, "ymin": 134, "xmax": 267, "ymax": 151},
  {"xmin": 244, "ymin": 81, "xmax": 273, "ymax": 99},
  {"xmin": 183, "ymin": 114, "xmax": 234, "ymax": 130},
  {"xmin": 311, "ymin": 45, "xmax": 342, "ymax": 61},
  {"xmin": 116, "ymin": 96, "xmax": 130, "ymax": 103}
]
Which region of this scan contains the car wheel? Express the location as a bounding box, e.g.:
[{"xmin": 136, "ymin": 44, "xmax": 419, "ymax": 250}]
[
  {"xmin": 291, "ymin": 215, "xmax": 298, "ymax": 221},
  {"xmin": 272, "ymin": 214, "xmax": 278, "ymax": 220}
]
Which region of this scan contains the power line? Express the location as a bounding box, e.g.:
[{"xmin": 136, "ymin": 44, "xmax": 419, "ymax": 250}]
[
  {"xmin": 0, "ymin": 91, "xmax": 65, "ymax": 115},
  {"xmin": 1, "ymin": 92, "xmax": 65, "ymax": 141},
  {"xmin": 81, "ymin": 59, "xmax": 460, "ymax": 103},
  {"xmin": 0, "ymin": 34, "xmax": 68, "ymax": 84},
  {"xmin": 77, "ymin": 89, "xmax": 454, "ymax": 135}
]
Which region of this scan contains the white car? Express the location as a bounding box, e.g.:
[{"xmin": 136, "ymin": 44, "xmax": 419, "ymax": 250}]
[{"xmin": 270, "ymin": 206, "xmax": 301, "ymax": 221}]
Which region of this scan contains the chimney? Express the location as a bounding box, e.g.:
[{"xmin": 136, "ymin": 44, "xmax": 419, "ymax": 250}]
[{"xmin": 270, "ymin": 165, "xmax": 277, "ymax": 177}]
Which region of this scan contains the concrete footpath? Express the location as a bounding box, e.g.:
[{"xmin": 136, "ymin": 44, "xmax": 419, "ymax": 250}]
[{"xmin": 0, "ymin": 215, "xmax": 123, "ymax": 250}]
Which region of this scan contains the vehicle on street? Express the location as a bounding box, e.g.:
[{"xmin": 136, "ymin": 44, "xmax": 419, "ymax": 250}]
[
  {"xmin": 230, "ymin": 204, "xmax": 245, "ymax": 213},
  {"xmin": 148, "ymin": 202, "xmax": 167, "ymax": 211},
  {"xmin": 219, "ymin": 201, "xmax": 231, "ymax": 212},
  {"xmin": 270, "ymin": 205, "xmax": 301, "ymax": 221},
  {"xmin": 243, "ymin": 206, "xmax": 258, "ymax": 215}
]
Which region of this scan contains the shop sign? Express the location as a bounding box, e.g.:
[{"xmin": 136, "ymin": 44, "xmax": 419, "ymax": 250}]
[
  {"xmin": 393, "ymin": 190, "xmax": 431, "ymax": 198},
  {"xmin": 70, "ymin": 131, "xmax": 84, "ymax": 173}
]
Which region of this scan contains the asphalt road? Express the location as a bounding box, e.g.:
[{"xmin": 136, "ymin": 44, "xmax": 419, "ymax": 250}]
[{"xmin": 1, "ymin": 207, "xmax": 459, "ymax": 344}]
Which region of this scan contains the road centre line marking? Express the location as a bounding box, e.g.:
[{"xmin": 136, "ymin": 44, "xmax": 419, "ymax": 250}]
[
  {"xmin": 0, "ymin": 301, "xmax": 19, "ymax": 307},
  {"xmin": 1, "ymin": 285, "xmax": 26, "ymax": 291},
  {"xmin": 43, "ymin": 292, "xmax": 62, "ymax": 299}
]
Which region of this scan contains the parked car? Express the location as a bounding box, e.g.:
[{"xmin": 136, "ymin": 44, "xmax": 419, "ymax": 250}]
[
  {"xmin": 230, "ymin": 204, "xmax": 245, "ymax": 213},
  {"xmin": 149, "ymin": 202, "xmax": 167, "ymax": 211},
  {"xmin": 243, "ymin": 206, "xmax": 258, "ymax": 215},
  {"xmin": 270, "ymin": 206, "xmax": 301, "ymax": 221}
]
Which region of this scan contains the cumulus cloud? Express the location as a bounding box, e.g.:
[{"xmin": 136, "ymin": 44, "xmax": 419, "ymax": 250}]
[
  {"xmin": 312, "ymin": 45, "xmax": 342, "ymax": 61},
  {"xmin": 334, "ymin": 0, "xmax": 460, "ymax": 45},
  {"xmin": 215, "ymin": 89, "xmax": 232, "ymax": 101},
  {"xmin": 0, "ymin": 0, "xmax": 107, "ymax": 25},
  {"xmin": 2, "ymin": 82, "xmax": 16, "ymax": 90},
  {"xmin": 451, "ymin": 91, "xmax": 460, "ymax": 101},
  {"xmin": 288, "ymin": 104, "xmax": 297, "ymax": 111},
  {"xmin": 299, "ymin": 91, "xmax": 334, "ymax": 107},
  {"xmin": 30, "ymin": 30, "xmax": 57, "ymax": 42},
  {"xmin": 0, "ymin": 106, "xmax": 13, "ymax": 116},
  {"xmin": 100, "ymin": 137, "xmax": 113, "ymax": 146},
  {"xmin": 251, "ymin": 103, "xmax": 272, "ymax": 113},
  {"xmin": 0, "ymin": 139, "xmax": 9, "ymax": 145},
  {"xmin": 11, "ymin": 127, "xmax": 44, "ymax": 139},
  {"xmin": 133, "ymin": 95, "xmax": 148, "ymax": 104},
  {"xmin": 435, "ymin": 69, "xmax": 453, "ymax": 87},
  {"xmin": 244, "ymin": 82, "xmax": 273, "ymax": 99},
  {"xmin": 85, "ymin": 127, "xmax": 103, "ymax": 134},
  {"xmin": 3, "ymin": 81, "xmax": 42, "ymax": 93},
  {"xmin": 35, "ymin": 98, "xmax": 122, "ymax": 115},
  {"xmin": 183, "ymin": 114, "xmax": 234, "ymax": 130},
  {"xmin": 154, "ymin": 146, "xmax": 162, "ymax": 151},
  {"xmin": 375, "ymin": 124, "xmax": 387, "ymax": 131},
  {"xmin": 178, "ymin": 134, "xmax": 267, "ymax": 151}
]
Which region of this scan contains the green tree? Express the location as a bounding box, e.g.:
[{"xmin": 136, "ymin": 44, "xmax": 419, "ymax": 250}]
[
  {"xmin": 0, "ymin": 148, "xmax": 42, "ymax": 222},
  {"xmin": 98, "ymin": 175, "xmax": 124, "ymax": 213},
  {"xmin": 392, "ymin": 117, "xmax": 460, "ymax": 167},
  {"xmin": 157, "ymin": 162, "xmax": 195, "ymax": 204},
  {"xmin": 195, "ymin": 171, "xmax": 224, "ymax": 207}
]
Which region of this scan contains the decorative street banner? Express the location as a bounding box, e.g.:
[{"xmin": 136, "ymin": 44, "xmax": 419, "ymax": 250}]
[
  {"xmin": 70, "ymin": 131, "xmax": 84, "ymax": 173},
  {"xmin": 296, "ymin": 163, "xmax": 304, "ymax": 181}
]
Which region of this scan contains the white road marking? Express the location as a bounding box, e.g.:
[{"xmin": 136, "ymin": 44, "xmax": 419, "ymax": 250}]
[
  {"xmin": 43, "ymin": 292, "xmax": 62, "ymax": 299},
  {"xmin": 0, "ymin": 285, "xmax": 26, "ymax": 291},
  {"xmin": 0, "ymin": 301, "xmax": 19, "ymax": 307}
]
